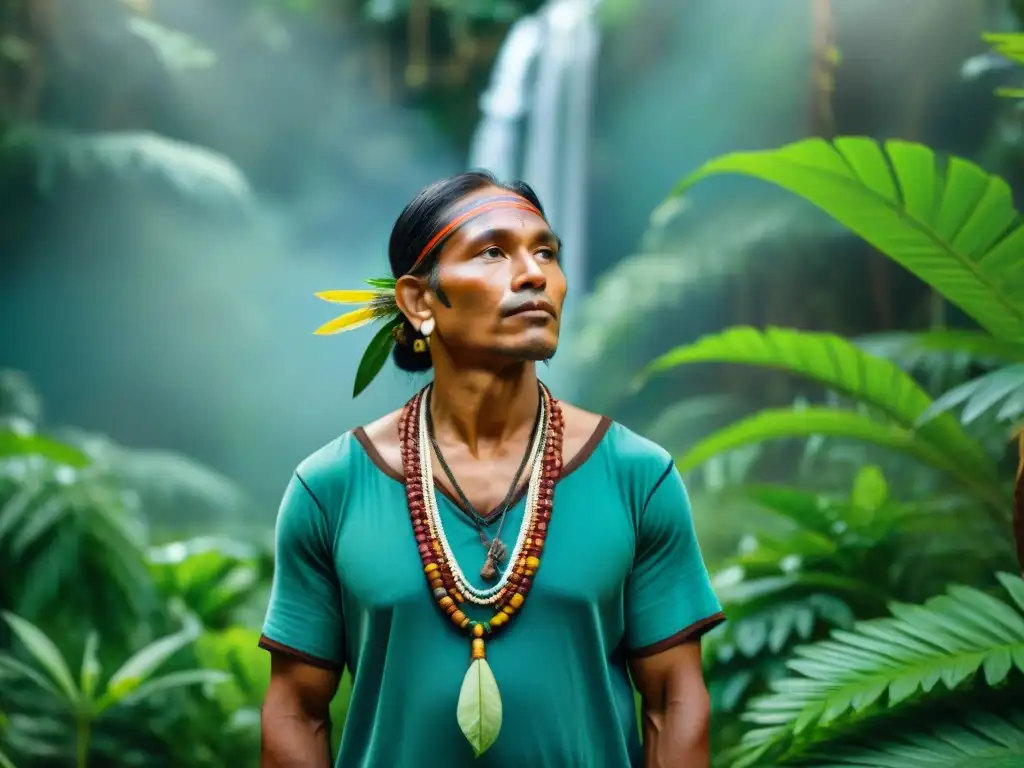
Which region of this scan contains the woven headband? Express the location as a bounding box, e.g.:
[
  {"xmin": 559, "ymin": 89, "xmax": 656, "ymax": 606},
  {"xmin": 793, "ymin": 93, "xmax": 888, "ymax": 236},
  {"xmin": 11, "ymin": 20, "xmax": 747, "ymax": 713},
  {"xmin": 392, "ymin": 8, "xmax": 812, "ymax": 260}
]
[{"xmin": 312, "ymin": 193, "xmax": 547, "ymax": 397}]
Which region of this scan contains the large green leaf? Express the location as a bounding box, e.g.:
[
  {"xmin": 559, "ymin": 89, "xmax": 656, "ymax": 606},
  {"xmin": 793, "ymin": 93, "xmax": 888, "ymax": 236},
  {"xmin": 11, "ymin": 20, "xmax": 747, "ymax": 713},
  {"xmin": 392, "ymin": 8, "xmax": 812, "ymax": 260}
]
[
  {"xmin": 675, "ymin": 407, "xmax": 997, "ymax": 502},
  {"xmin": 670, "ymin": 138, "xmax": 1024, "ymax": 343},
  {"xmin": 644, "ymin": 326, "xmax": 995, "ymax": 479},
  {"xmin": 731, "ymin": 573, "xmax": 1024, "ymax": 767}
]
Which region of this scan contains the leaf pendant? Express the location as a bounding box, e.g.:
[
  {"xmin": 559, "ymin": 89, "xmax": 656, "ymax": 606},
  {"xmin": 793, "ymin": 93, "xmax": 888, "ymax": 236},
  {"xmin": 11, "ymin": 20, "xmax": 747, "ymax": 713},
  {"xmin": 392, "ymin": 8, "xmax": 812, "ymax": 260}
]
[{"xmin": 456, "ymin": 658, "xmax": 502, "ymax": 757}]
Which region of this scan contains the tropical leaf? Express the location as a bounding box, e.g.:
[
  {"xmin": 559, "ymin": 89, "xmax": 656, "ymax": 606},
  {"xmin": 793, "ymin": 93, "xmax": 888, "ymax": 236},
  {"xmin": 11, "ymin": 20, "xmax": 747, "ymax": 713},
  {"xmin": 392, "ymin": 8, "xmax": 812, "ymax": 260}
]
[
  {"xmin": 0, "ymin": 613, "xmax": 79, "ymax": 703},
  {"xmin": 984, "ymin": 32, "xmax": 1024, "ymax": 67},
  {"xmin": 643, "ymin": 326, "xmax": 996, "ymax": 480},
  {"xmin": 813, "ymin": 700, "xmax": 1024, "ymax": 767},
  {"xmin": 98, "ymin": 627, "xmax": 198, "ymax": 711},
  {"xmin": 1, "ymin": 125, "xmax": 250, "ymax": 205},
  {"xmin": 0, "ymin": 427, "xmax": 89, "ymax": 466},
  {"xmin": 918, "ymin": 365, "xmax": 1024, "ymax": 426},
  {"xmin": 730, "ymin": 573, "xmax": 1024, "ymax": 767},
  {"xmin": 669, "ymin": 138, "xmax": 1024, "ymax": 344},
  {"xmin": 855, "ymin": 330, "xmax": 1024, "ymax": 380},
  {"xmin": 675, "ymin": 407, "xmax": 998, "ymax": 503}
]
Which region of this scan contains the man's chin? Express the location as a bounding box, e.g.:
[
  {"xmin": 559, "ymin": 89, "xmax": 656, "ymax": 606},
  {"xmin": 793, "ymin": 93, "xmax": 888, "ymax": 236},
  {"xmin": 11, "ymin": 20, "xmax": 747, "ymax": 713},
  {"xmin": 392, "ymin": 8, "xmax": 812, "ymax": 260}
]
[{"xmin": 506, "ymin": 340, "xmax": 558, "ymax": 363}]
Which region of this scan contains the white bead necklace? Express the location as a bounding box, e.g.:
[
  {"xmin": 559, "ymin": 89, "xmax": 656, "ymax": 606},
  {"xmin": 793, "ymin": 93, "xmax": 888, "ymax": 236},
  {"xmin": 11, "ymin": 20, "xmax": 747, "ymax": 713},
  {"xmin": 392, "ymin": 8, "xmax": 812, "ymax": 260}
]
[{"xmin": 418, "ymin": 387, "xmax": 548, "ymax": 605}]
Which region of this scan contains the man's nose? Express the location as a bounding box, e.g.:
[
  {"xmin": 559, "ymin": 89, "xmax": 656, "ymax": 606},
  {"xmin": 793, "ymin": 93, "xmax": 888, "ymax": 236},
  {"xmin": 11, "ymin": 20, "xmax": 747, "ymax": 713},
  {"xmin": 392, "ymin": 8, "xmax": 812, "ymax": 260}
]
[{"xmin": 513, "ymin": 252, "xmax": 547, "ymax": 291}]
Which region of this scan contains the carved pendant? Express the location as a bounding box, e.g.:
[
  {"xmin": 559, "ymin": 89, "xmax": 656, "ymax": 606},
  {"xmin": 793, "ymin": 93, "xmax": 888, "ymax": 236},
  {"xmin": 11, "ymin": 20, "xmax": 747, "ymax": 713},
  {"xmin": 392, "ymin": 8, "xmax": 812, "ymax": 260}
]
[
  {"xmin": 480, "ymin": 556, "xmax": 498, "ymax": 582},
  {"xmin": 479, "ymin": 537, "xmax": 507, "ymax": 582}
]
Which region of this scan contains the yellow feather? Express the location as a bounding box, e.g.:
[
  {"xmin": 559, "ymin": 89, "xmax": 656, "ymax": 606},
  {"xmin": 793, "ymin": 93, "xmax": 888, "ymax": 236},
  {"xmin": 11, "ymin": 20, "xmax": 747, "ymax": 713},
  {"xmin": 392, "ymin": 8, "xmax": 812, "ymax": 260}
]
[
  {"xmin": 315, "ymin": 290, "xmax": 383, "ymax": 305},
  {"xmin": 313, "ymin": 306, "xmax": 375, "ymax": 335}
]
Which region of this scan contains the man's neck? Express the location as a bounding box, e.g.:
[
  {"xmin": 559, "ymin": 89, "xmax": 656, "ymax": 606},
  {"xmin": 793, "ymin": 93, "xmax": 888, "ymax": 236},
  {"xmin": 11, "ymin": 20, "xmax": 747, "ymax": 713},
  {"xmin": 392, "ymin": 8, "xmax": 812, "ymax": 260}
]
[{"xmin": 428, "ymin": 362, "xmax": 540, "ymax": 456}]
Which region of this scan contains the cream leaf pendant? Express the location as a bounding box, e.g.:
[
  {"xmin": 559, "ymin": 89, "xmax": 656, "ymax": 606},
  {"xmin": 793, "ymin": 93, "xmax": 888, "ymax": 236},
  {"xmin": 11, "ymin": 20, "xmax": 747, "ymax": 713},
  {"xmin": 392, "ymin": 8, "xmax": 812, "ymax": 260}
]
[{"xmin": 456, "ymin": 657, "xmax": 502, "ymax": 757}]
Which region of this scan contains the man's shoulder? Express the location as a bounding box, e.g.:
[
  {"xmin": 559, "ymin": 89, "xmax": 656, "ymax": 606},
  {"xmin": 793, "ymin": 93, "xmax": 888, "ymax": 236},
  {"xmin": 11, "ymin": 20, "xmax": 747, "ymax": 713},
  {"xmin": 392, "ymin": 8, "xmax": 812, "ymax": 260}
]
[
  {"xmin": 291, "ymin": 407, "xmax": 403, "ymax": 503},
  {"xmin": 602, "ymin": 420, "xmax": 674, "ymax": 486},
  {"xmin": 558, "ymin": 400, "xmax": 672, "ymax": 484}
]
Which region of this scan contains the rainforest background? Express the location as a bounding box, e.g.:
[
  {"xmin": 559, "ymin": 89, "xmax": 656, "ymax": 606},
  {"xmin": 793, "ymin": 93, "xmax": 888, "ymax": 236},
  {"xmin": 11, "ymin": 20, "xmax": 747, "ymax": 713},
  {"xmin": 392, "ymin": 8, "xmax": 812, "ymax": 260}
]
[{"xmin": 2, "ymin": 0, "xmax": 1024, "ymax": 765}]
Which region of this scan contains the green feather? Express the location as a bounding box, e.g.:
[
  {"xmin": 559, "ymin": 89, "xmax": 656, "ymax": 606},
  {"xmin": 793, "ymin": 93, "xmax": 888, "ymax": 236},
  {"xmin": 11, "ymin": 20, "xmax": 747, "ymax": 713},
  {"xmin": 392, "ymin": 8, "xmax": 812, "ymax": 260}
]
[
  {"xmin": 352, "ymin": 318, "xmax": 401, "ymax": 397},
  {"xmin": 457, "ymin": 658, "xmax": 502, "ymax": 757},
  {"xmin": 365, "ymin": 276, "xmax": 397, "ymax": 290}
]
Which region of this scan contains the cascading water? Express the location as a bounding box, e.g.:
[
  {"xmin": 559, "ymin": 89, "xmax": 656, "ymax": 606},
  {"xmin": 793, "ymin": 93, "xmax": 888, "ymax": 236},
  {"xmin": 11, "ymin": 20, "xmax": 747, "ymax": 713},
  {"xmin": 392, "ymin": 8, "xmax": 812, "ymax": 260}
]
[{"xmin": 468, "ymin": 0, "xmax": 602, "ymax": 390}]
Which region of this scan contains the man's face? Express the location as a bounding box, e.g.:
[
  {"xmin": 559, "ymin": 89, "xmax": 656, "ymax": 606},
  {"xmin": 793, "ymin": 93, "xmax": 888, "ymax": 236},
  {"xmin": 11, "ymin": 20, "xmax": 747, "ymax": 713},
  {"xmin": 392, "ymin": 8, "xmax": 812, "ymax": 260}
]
[{"xmin": 428, "ymin": 188, "xmax": 566, "ymax": 366}]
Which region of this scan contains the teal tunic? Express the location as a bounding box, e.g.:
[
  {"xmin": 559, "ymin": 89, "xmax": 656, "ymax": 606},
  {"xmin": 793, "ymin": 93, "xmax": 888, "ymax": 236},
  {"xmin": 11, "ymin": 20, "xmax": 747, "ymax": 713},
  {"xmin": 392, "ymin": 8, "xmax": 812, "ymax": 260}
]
[{"xmin": 260, "ymin": 419, "xmax": 723, "ymax": 768}]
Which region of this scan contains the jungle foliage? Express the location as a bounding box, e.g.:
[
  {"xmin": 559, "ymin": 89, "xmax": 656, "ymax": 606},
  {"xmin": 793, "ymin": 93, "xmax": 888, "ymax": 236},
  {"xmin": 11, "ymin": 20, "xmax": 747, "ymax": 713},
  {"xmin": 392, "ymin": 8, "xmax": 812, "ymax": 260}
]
[{"xmin": 623, "ymin": 31, "xmax": 1024, "ymax": 767}]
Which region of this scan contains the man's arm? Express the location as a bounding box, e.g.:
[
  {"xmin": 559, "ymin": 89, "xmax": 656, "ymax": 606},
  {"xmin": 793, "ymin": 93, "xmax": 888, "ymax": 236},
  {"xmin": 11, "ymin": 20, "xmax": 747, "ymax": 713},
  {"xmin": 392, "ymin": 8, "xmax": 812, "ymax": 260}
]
[
  {"xmin": 630, "ymin": 642, "xmax": 711, "ymax": 768},
  {"xmin": 623, "ymin": 457, "xmax": 723, "ymax": 767},
  {"xmin": 261, "ymin": 654, "xmax": 339, "ymax": 768},
  {"xmin": 258, "ymin": 469, "xmax": 346, "ymax": 767}
]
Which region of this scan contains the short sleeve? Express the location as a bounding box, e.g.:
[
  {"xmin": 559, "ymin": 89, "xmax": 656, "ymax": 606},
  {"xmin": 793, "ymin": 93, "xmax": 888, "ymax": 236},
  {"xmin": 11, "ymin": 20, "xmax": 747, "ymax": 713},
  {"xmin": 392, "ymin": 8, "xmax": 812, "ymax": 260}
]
[
  {"xmin": 625, "ymin": 460, "xmax": 724, "ymax": 656},
  {"xmin": 259, "ymin": 472, "xmax": 345, "ymax": 670}
]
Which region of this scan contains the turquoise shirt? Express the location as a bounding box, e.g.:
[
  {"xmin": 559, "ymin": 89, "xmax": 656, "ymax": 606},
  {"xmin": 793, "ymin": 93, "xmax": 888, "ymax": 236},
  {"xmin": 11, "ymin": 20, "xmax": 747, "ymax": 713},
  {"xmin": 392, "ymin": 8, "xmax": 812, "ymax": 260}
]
[{"xmin": 260, "ymin": 419, "xmax": 723, "ymax": 768}]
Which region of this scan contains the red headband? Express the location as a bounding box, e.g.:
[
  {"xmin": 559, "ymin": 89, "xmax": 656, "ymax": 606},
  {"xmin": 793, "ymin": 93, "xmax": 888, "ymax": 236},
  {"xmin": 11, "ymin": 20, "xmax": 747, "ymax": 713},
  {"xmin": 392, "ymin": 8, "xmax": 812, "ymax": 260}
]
[{"xmin": 410, "ymin": 194, "xmax": 545, "ymax": 272}]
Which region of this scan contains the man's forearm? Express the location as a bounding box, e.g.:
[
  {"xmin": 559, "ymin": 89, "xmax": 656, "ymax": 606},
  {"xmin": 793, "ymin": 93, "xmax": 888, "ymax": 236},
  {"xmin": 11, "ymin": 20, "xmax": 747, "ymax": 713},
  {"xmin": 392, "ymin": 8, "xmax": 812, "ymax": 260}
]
[
  {"xmin": 642, "ymin": 700, "xmax": 710, "ymax": 768},
  {"xmin": 260, "ymin": 711, "xmax": 332, "ymax": 768}
]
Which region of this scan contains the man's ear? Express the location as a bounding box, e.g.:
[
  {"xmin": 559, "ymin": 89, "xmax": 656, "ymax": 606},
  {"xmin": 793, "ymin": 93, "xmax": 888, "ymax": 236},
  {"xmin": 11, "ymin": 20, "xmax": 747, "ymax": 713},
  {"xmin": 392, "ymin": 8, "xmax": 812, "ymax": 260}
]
[{"xmin": 394, "ymin": 274, "xmax": 432, "ymax": 330}]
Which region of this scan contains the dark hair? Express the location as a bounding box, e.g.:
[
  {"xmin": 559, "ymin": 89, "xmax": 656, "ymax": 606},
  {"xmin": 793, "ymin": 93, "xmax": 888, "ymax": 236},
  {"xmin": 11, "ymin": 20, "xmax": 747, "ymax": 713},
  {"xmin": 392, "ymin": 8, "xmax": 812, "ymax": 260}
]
[{"xmin": 388, "ymin": 170, "xmax": 546, "ymax": 372}]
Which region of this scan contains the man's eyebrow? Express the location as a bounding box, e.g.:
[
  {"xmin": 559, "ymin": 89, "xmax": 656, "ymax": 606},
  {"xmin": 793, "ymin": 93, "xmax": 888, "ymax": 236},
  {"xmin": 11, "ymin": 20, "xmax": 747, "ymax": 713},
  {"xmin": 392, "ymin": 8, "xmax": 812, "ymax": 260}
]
[{"xmin": 462, "ymin": 227, "xmax": 563, "ymax": 248}]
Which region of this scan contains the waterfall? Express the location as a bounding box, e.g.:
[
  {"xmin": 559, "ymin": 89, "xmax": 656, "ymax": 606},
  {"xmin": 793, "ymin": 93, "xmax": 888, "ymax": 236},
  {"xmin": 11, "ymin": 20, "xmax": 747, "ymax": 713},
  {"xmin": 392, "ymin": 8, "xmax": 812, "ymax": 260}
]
[{"xmin": 468, "ymin": 0, "xmax": 602, "ymax": 298}]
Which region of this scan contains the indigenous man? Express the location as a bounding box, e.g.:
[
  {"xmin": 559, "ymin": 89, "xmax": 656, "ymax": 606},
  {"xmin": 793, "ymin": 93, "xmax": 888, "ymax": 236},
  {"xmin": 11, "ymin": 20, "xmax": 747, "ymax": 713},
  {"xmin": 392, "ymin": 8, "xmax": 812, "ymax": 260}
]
[{"xmin": 259, "ymin": 171, "xmax": 725, "ymax": 767}]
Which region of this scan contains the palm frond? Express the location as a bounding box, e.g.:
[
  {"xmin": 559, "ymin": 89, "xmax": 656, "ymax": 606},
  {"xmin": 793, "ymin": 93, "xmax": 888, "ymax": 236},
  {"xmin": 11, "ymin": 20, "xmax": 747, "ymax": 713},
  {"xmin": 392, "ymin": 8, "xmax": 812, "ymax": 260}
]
[
  {"xmin": 730, "ymin": 572, "xmax": 1024, "ymax": 767},
  {"xmin": 642, "ymin": 326, "xmax": 996, "ymax": 484}
]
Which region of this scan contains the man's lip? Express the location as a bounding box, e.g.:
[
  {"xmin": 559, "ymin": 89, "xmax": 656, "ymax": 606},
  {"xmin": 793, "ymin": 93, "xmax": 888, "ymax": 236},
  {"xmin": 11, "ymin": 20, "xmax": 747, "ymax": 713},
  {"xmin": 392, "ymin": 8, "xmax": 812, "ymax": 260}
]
[{"xmin": 506, "ymin": 301, "xmax": 556, "ymax": 317}]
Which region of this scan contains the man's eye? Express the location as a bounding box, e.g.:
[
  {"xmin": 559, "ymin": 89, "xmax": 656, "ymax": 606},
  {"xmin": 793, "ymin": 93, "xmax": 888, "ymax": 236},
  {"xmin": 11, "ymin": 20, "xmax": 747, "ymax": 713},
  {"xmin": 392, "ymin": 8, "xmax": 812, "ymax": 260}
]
[
  {"xmin": 537, "ymin": 248, "xmax": 557, "ymax": 261},
  {"xmin": 481, "ymin": 246, "xmax": 504, "ymax": 259}
]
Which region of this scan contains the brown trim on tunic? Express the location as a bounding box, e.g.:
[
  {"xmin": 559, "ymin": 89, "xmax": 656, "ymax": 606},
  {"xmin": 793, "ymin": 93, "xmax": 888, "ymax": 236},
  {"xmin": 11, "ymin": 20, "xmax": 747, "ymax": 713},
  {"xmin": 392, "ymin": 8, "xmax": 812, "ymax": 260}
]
[
  {"xmin": 352, "ymin": 414, "xmax": 612, "ymax": 521},
  {"xmin": 258, "ymin": 634, "xmax": 344, "ymax": 672},
  {"xmin": 628, "ymin": 612, "xmax": 727, "ymax": 659}
]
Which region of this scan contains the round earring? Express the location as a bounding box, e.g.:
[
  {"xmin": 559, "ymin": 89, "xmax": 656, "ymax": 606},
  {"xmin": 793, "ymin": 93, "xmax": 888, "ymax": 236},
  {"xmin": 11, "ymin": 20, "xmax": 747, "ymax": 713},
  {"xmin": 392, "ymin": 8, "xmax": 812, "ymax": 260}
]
[
  {"xmin": 420, "ymin": 317, "xmax": 435, "ymax": 338},
  {"xmin": 413, "ymin": 338, "xmax": 427, "ymax": 353}
]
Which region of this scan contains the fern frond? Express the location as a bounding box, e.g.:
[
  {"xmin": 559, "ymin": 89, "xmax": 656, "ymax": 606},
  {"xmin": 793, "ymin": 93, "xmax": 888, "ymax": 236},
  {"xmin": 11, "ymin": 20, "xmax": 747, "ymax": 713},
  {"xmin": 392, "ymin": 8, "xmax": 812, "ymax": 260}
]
[
  {"xmin": 731, "ymin": 573, "xmax": 1024, "ymax": 766},
  {"xmin": 812, "ymin": 698, "xmax": 1024, "ymax": 767}
]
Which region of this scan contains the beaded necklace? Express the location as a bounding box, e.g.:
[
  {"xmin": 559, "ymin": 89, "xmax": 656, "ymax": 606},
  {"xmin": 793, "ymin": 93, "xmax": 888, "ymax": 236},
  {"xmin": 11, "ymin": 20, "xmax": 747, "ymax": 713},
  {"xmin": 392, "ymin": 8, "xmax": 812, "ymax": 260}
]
[
  {"xmin": 426, "ymin": 391, "xmax": 541, "ymax": 581},
  {"xmin": 399, "ymin": 383, "xmax": 564, "ymax": 756}
]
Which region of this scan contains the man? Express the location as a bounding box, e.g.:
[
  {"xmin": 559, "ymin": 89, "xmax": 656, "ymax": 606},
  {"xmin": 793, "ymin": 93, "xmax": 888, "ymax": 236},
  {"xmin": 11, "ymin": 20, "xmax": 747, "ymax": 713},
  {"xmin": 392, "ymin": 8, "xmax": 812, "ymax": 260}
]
[{"xmin": 259, "ymin": 171, "xmax": 724, "ymax": 767}]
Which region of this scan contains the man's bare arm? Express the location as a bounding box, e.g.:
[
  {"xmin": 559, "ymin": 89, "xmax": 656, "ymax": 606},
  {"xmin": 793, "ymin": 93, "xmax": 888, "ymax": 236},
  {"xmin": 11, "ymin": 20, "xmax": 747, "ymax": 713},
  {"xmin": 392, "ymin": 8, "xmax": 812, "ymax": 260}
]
[
  {"xmin": 261, "ymin": 653, "xmax": 340, "ymax": 768},
  {"xmin": 630, "ymin": 641, "xmax": 711, "ymax": 768}
]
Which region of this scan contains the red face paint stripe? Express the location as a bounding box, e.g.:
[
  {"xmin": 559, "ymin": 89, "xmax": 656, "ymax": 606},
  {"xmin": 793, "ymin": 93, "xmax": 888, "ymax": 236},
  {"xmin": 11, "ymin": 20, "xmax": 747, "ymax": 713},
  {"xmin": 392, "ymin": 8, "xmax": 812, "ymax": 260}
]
[{"xmin": 411, "ymin": 197, "xmax": 544, "ymax": 272}]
